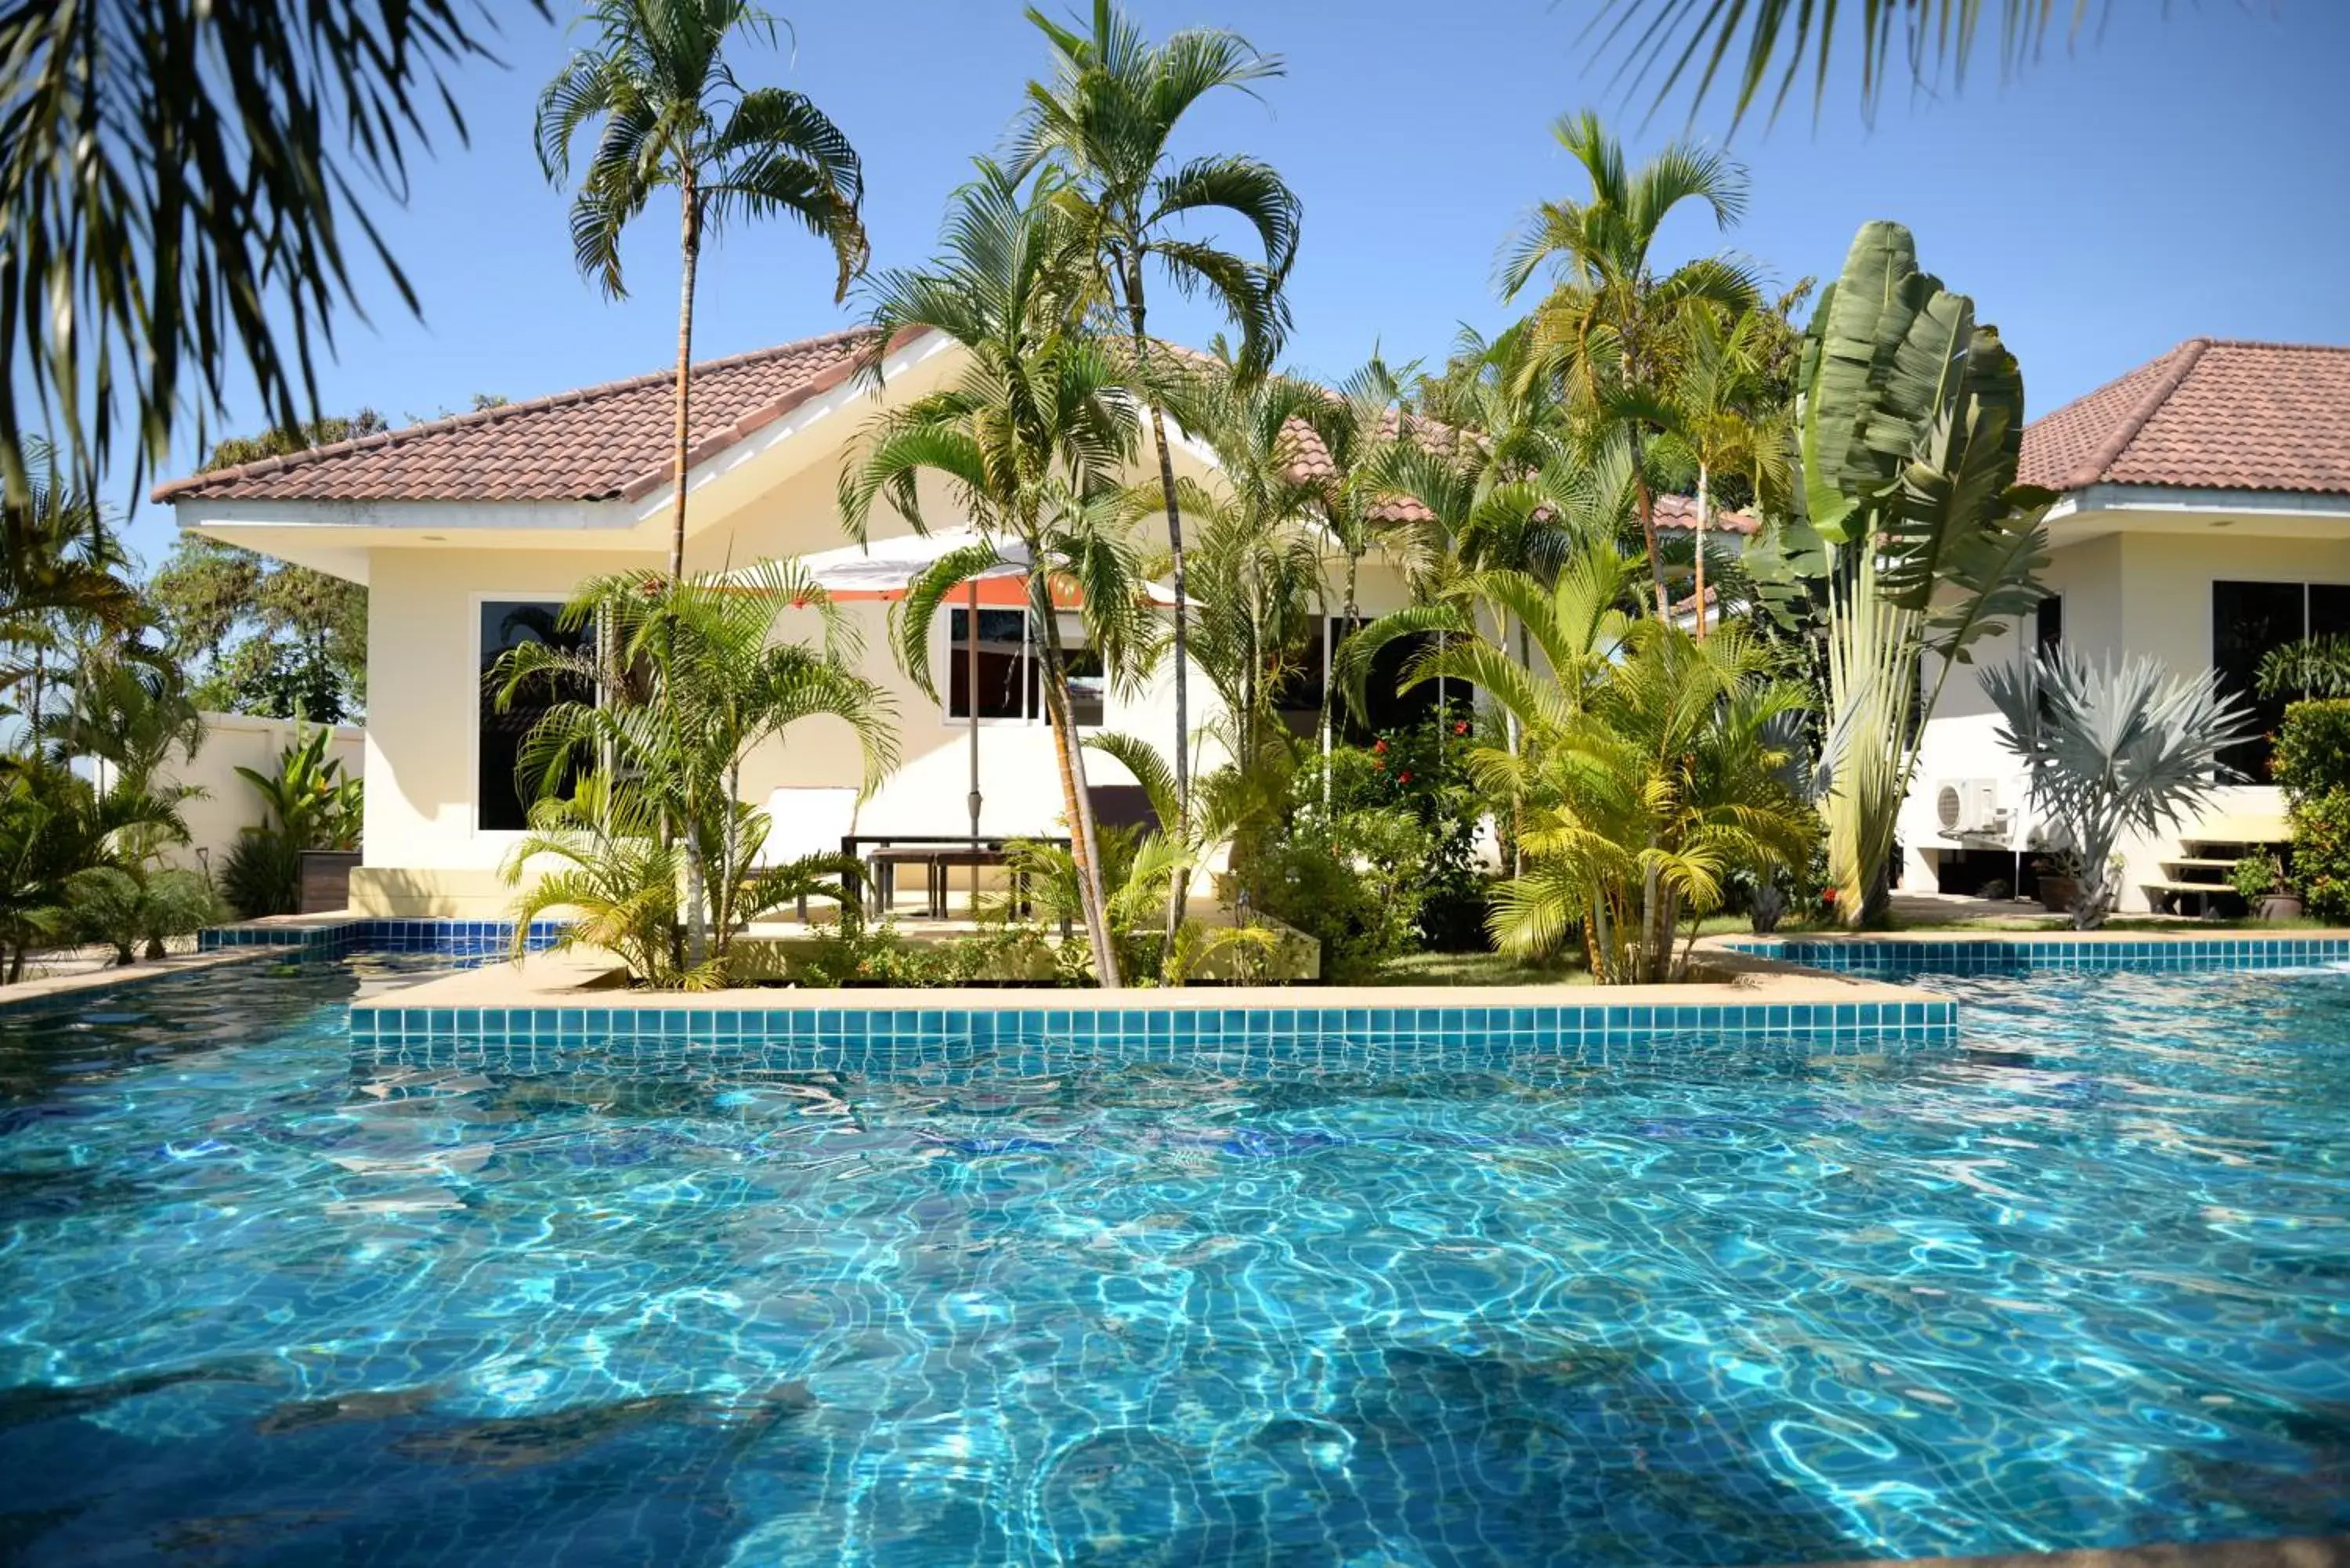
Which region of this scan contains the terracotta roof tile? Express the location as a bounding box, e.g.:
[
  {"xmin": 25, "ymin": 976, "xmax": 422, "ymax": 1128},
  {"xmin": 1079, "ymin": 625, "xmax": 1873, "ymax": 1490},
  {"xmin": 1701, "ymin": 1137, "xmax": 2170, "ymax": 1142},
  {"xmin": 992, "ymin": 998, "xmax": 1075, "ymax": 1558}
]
[
  {"xmin": 2019, "ymin": 338, "xmax": 2350, "ymax": 497},
  {"xmin": 154, "ymin": 328, "xmax": 882, "ymax": 506}
]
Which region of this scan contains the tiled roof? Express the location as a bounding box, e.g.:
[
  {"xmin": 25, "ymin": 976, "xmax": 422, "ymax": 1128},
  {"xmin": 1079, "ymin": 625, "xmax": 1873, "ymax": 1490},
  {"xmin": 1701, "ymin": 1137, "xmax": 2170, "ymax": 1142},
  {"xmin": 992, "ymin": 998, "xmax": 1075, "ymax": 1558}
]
[
  {"xmin": 155, "ymin": 323, "xmax": 1755, "ymax": 536},
  {"xmin": 2018, "ymin": 338, "xmax": 2350, "ymax": 497},
  {"xmin": 153, "ymin": 329, "xmax": 881, "ymax": 505}
]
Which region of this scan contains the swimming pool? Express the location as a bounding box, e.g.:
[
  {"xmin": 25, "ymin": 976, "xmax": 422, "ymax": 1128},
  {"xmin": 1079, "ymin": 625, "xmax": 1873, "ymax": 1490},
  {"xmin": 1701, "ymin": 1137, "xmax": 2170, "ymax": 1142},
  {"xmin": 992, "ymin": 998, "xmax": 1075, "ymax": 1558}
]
[{"xmin": 1, "ymin": 959, "xmax": 2345, "ymax": 1566}]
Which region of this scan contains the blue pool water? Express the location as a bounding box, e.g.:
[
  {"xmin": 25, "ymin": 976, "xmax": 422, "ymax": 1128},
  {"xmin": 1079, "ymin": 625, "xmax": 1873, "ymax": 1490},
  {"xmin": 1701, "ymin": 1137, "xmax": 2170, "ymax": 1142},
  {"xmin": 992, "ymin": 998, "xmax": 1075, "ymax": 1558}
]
[{"xmin": 1, "ymin": 961, "xmax": 2346, "ymax": 1566}]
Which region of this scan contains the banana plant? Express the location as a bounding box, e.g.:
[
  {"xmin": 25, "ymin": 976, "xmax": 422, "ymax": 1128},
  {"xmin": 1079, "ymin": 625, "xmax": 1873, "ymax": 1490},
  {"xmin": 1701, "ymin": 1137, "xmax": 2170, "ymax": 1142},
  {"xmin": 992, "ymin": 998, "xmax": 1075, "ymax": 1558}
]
[{"xmin": 1747, "ymin": 221, "xmax": 2055, "ymax": 925}]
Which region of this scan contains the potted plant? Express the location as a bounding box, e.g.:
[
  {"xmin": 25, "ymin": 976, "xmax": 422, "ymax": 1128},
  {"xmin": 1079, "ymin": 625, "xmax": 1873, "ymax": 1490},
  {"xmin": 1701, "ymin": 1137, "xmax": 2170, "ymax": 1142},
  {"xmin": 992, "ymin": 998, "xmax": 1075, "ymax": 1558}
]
[
  {"xmin": 2032, "ymin": 850, "xmax": 2083, "ymax": 915},
  {"xmin": 2229, "ymin": 850, "xmax": 2303, "ymax": 920}
]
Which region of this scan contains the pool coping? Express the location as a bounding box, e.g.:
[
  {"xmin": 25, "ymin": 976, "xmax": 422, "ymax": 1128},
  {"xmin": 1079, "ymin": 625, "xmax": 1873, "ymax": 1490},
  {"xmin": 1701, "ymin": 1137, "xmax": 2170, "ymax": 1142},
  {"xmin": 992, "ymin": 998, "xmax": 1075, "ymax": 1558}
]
[{"xmin": 0, "ymin": 945, "xmax": 275, "ymax": 1013}]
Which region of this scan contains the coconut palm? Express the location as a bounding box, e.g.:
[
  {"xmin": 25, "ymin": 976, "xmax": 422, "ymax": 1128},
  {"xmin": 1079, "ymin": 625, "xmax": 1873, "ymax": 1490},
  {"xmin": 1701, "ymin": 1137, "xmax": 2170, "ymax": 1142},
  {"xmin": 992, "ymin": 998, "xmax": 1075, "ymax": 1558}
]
[
  {"xmin": 1983, "ymin": 645, "xmax": 2255, "ymax": 931},
  {"xmin": 536, "ymin": 0, "xmax": 867, "ymax": 579},
  {"xmin": 1010, "ymin": 0, "xmax": 1303, "ymax": 844},
  {"xmin": 497, "ymin": 561, "xmax": 896, "ymax": 981},
  {"xmin": 839, "ymin": 165, "xmax": 1157, "ymax": 987},
  {"xmin": 1499, "ymin": 110, "xmax": 1759, "ymax": 617},
  {"xmin": 0, "ymin": 1, "xmax": 538, "ymax": 502}
]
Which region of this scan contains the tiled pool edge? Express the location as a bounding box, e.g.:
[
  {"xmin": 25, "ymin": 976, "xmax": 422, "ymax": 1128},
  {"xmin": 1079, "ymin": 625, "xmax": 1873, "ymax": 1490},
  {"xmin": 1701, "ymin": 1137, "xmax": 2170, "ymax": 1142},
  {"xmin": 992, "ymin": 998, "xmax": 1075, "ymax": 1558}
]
[
  {"xmin": 347, "ymin": 988, "xmax": 1958, "ymax": 1058},
  {"xmin": 1729, "ymin": 931, "xmax": 2350, "ymax": 976},
  {"xmin": 198, "ymin": 916, "xmax": 568, "ymax": 959}
]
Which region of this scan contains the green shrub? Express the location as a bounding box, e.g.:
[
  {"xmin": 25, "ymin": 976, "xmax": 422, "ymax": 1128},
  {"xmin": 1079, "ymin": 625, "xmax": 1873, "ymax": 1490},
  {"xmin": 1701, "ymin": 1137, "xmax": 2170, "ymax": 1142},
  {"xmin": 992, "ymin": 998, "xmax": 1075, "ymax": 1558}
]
[
  {"xmin": 2272, "ymin": 700, "xmax": 2350, "ymax": 794},
  {"xmin": 61, "ymin": 865, "xmax": 225, "ymax": 963},
  {"xmin": 221, "ymin": 830, "xmax": 302, "ymax": 919},
  {"xmin": 2289, "ymin": 791, "xmax": 2350, "ymax": 921}
]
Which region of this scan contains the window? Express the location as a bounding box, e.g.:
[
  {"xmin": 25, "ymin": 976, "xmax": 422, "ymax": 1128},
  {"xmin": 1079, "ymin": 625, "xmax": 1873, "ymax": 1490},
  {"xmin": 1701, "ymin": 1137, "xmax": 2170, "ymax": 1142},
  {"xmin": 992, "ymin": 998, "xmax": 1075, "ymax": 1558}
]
[
  {"xmin": 479, "ymin": 600, "xmax": 592, "ymax": 832},
  {"xmin": 944, "ymin": 607, "xmax": 1100, "ymax": 727},
  {"xmin": 2036, "ymin": 594, "xmax": 2063, "ymax": 652},
  {"xmin": 2213, "ymin": 580, "xmax": 2350, "ymax": 778}
]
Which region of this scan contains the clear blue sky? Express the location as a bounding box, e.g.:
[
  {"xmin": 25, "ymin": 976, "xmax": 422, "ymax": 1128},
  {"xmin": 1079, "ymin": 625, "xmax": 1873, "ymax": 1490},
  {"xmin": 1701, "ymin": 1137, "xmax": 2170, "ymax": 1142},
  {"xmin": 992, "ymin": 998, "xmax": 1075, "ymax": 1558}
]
[{"xmin": 123, "ymin": 0, "xmax": 2350, "ymax": 562}]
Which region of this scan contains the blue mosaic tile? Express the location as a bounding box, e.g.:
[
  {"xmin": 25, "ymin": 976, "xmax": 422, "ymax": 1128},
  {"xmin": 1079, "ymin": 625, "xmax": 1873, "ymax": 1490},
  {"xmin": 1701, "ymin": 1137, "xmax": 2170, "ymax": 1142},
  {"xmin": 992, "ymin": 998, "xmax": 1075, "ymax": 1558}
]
[{"xmin": 1730, "ymin": 934, "xmax": 2350, "ymax": 978}]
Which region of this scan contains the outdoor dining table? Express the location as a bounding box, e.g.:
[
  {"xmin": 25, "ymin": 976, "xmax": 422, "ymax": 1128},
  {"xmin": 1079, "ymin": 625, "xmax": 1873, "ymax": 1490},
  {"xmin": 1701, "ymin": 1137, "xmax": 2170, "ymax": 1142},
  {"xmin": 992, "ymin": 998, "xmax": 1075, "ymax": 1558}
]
[{"xmin": 842, "ymin": 835, "xmax": 1073, "ymax": 936}]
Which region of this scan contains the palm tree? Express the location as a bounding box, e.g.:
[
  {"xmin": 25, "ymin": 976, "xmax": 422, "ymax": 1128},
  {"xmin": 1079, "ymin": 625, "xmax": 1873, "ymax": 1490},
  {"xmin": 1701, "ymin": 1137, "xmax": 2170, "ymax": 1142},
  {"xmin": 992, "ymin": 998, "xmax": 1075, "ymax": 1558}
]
[
  {"xmin": 1499, "ymin": 110, "xmax": 1758, "ymax": 617},
  {"xmin": 840, "ymin": 167, "xmax": 1157, "ymax": 987},
  {"xmin": 0, "ymin": 443, "xmax": 146, "ymax": 730},
  {"xmin": 537, "ymin": 0, "xmax": 868, "ymax": 579},
  {"xmin": 0, "ymin": 1, "xmax": 539, "ymax": 502},
  {"xmin": 40, "ymin": 651, "xmax": 208, "ymax": 800},
  {"xmin": 1149, "ymin": 363, "xmax": 1327, "ymax": 799},
  {"xmin": 499, "ymin": 561, "xmax": 895, "ymax": 981},
  {"xmin": 1658, "ymin": 300, "xmax": 1791, "ymax": 639},
  {"xmin": 1590, "ymin": 2, "xmax": 2207, "ymax": 129},
  {"xmin": 1365, "ymin": 543, "xmax": 1813, "ymax": 981},
  {"xmin": 1982, "ymin": 645, "xmax": 2255, "ymax": 931},
  {"xmin": 1010, "ymin": 0, "xmax": 1303, "ymax": 846}
]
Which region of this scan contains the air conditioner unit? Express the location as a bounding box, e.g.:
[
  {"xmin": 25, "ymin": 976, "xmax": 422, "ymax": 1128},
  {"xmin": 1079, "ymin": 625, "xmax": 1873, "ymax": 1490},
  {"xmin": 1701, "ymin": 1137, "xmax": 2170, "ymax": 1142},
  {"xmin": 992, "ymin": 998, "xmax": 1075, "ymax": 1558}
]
[{"xmin": 1935, "ymin": 779, "xmax": 2009, "ymax": 837}]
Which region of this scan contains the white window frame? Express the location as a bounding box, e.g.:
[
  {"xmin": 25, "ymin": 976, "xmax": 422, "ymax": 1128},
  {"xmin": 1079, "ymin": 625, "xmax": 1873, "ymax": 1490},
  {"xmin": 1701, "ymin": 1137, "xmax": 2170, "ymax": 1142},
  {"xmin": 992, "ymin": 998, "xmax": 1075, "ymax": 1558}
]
[
  {"xmin": 935, "ymin": 604, "xmax": 1104, "ymax": 730},
  {"xmin": 471, "ymin": 591, "xmax": 594, "ymax": 840}
]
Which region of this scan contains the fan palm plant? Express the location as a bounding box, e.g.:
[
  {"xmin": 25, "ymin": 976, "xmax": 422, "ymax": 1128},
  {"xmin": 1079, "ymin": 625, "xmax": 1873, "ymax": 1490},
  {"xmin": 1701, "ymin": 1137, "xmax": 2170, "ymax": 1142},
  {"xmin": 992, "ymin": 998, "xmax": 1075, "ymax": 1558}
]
[
  {"xmin": 1982, "ymin": 645, "xmax": 2255, "ymax": 930},
  {"xmin": 840, "ymin": 165, "xmax": 1155, "ymax": 986},
  {"xmin": 537, "ymin": 0, "xmax": 867, "ymax": 579},
  {"xmin": 497, "ymin": 560, "xmax": 895, "ymax": 981},
  {"xmin": 1010, "ymin": 0, "xmax": 1302, "ymax": 845},
  {"xmin": 1499, "ymin": 111, "xmax": 1759, "ymax": 617}
]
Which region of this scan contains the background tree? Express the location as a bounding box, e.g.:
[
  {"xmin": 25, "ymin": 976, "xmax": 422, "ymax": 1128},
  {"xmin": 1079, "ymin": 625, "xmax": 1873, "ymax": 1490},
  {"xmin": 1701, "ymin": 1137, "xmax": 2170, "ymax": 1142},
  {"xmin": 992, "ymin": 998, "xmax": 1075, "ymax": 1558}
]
[
  {"xmin": 1012, "ymin": 0, "xmax": 1302, "ymax": 846},
  {"xmin": 537, "ymin": 0, "xmax": 869, "ymax": 580},
  {"xmin": 146, "ymin": 417, "xmax": 381, "ymax": 724},
  {"xmin": 1499, "ymin": 110, "xmax": 1758, "ymax": 616},
  {"xmin": 0, "ymin": 443, "xmax": 146, "ymax": 730},
  {"xmin": 0, "ymin": 0, "xmax": 544, "ymax": 503}
]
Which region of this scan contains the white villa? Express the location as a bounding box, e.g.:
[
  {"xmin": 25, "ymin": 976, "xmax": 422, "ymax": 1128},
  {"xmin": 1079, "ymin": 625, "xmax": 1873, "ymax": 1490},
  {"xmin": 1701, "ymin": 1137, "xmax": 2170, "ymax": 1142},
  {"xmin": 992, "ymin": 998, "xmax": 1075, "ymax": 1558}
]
[
  {"xmin": 157, "ymin": 327, "xmax": 2344, "ymax": 923},
  {"xmin": 155, "ymin": 328, "xmax": 1453, "ymax": 918},
  {"xmin": 1899, "ymin": 338, "xmax": 2350, "ymax": 909}
]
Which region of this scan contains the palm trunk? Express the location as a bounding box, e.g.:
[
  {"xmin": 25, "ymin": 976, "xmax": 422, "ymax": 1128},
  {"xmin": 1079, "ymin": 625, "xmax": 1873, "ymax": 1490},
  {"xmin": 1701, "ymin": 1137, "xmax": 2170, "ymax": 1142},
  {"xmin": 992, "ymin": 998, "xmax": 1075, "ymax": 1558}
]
[
  {"xmin": 1693, "ymin": 460, "xmax": 1710, "ymax": 642},
  {"xmin": 1123, "ymin": 273, "xmax": 1192, "ymax": 956},
  {"xmin": 1034, "ymin": 576, "xmax": 1121, "ymax": 988},
  {"xmin": 670, "ymin": 180, "xmax": 701, "ymax": 581},
  {"xmin": 1632, "ymin": 446, "xmax": 1667, "ymax": 622}
]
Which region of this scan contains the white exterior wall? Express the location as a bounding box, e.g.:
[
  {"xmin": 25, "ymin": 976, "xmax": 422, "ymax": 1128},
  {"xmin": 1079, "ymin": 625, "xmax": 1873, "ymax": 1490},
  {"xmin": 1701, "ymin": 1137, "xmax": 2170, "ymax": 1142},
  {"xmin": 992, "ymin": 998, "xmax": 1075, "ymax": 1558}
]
[
  {"xmin": 134, "ymin": 713, "xmax": 364, "ymax": 873},
  {"xmin": 1903, "ymin": 515, "xmax": 2350, "ymax": 908},
  {"xmin": 327, "ymin": 383, "xmax": 1383, "ymax": 912}
]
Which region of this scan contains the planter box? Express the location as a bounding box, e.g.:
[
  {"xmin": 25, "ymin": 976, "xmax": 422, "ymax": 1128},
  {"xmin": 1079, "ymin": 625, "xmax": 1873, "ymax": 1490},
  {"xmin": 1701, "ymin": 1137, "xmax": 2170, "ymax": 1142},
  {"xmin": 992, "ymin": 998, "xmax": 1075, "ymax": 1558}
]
[
  {"xmin": 298, "ymin": 851, "xmax": 361, "ymax": 915},
  {"xmin": 2036, "ymin": 875, "xmax": 2077, "ymax": 914},
  {"xmin": 2256, "ymin": 893, "xmax": 2305, "ymax": 921}
]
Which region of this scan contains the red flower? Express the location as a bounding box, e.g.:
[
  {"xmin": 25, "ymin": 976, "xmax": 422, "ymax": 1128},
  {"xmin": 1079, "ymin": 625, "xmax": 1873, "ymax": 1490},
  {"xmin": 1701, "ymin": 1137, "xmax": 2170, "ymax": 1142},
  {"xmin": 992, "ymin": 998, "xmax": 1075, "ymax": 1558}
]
[
  {"xmin": 1820, "ymin": 887, "xmax": 1838, "ymax": 905},
  {"xmin": 1453, "ymin": 720, "xmax": 1470, "ymax": 736},
  {"xmin": 1372, "ymin": 739, "xmax": 1388, "ymax": 754},
  {"xmin": 1397, "ymin": 770, "xmax": 1413, "ymax": 783}
]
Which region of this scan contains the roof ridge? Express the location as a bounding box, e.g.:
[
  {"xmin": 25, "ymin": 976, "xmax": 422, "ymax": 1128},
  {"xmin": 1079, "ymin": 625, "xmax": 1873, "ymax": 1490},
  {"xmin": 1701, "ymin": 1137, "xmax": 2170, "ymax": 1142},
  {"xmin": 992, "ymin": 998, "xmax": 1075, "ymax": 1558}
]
[
  {"xmin": 2061, "ymin": 336, "xmax": 2211, "ymax": 491},
  {"xmin": 2199, "ymin": 337, "xmax": 2350, "ymax": 353},
  {"xmin": 151, "ymin": 327, "xmax": 875, "ymax": 504}
]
